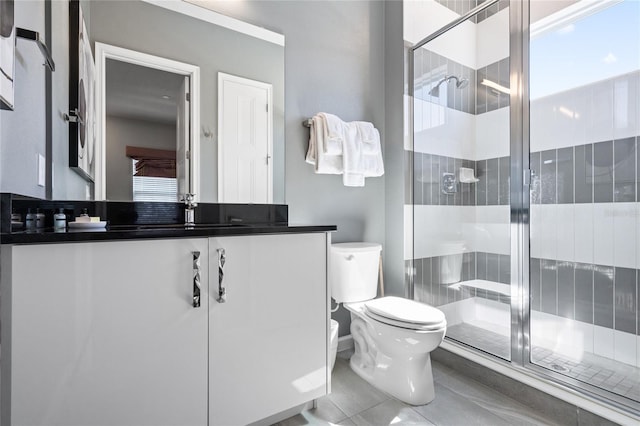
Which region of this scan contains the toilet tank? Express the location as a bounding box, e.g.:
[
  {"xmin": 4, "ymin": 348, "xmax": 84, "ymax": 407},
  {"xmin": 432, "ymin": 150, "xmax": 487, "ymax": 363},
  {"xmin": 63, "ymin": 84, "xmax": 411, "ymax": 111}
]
[{"xmin": 331, "ymin": 243, "xmax": 382, "ymax": 303}]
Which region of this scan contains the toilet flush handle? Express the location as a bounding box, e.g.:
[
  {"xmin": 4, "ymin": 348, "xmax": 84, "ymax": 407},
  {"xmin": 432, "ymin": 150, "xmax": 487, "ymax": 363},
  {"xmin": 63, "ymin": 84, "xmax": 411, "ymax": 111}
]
[{"xmin": 345, "ymin": 255, "xmax": 355, "ymax": 261}]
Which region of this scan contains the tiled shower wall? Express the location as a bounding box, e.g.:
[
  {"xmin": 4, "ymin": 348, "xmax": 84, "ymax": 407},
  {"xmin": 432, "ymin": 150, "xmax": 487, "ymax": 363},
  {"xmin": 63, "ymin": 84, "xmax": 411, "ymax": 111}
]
[
  {"xmin": 531, "ymin": 259, "xmax": 639, "ymax": 337},
  {"xmin": 413, "ymin": 252, "xmax": 511, "ymax": 307},
  {"xmin": 411, "ymin": 152, "xmax": 510, "ymax": 206},
  {"xmin": 414, "ymin": 48, "xmax": 509, "ymax": 117}
]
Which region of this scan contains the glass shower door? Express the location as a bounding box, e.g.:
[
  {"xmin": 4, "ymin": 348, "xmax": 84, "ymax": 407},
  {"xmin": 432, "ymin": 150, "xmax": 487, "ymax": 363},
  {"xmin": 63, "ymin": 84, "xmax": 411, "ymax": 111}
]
[
  {"xmin": 529, "ymin": 0, "xmax": 640, "ymax": 403},
  {"xmin": 410, "ymin": 0, "xmax": 512, "ymax": 360}
]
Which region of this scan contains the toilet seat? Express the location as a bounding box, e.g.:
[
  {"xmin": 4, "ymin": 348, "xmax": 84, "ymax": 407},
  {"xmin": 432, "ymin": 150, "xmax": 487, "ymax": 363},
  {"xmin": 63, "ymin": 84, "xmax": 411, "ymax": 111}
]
[{"xmin": 364, "ymin": 296, "xmax": 446, "ymax": 331}]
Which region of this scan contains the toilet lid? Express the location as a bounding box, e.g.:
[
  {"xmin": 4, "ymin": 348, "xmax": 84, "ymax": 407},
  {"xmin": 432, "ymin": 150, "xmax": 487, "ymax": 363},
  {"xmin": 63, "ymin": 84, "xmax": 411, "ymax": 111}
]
[
  {"xmin": 364, "ymin": 296, "xmax": 446, "ymax": 326},
  {"xmin": 365, "ymin": 310, "xmax": 446, "ymax": 331}
]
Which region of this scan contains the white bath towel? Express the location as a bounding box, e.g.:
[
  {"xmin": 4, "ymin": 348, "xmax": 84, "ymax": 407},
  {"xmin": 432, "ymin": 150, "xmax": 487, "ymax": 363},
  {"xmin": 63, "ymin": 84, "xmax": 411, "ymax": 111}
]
[{"xmin": 342, "ymin": 122, "xmax": 365, "ymax": 186}]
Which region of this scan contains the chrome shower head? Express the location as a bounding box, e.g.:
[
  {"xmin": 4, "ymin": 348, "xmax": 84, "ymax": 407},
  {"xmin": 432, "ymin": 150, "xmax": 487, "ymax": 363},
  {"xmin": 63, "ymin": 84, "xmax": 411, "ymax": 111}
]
[{"xmin": 428, "ymin": 75, "xmax": 469, "ymax": 97}]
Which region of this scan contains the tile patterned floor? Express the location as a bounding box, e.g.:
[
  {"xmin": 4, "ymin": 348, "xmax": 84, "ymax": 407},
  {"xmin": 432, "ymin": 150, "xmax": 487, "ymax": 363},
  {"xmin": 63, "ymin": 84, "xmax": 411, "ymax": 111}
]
[
  {"xmin": 274, "ymin": 350, "xmax": 562, "ymax": 426},
  {"xmin": 447, "ymin": 322, "xmax": 640, "ymax": 403}
]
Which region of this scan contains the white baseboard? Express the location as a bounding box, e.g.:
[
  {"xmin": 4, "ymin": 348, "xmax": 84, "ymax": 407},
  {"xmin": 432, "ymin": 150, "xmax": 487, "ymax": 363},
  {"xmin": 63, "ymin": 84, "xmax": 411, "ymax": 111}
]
[{"xmin": 337, "ymin": 335, "xmax": 354, "ymax": 352}]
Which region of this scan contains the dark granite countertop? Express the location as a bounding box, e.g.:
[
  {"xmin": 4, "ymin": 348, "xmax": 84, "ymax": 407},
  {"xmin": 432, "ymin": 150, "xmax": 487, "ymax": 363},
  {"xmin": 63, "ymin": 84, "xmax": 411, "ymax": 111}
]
[{"xmin": 1, "ymin": 223, "xmax": 337, "ymax": 245}]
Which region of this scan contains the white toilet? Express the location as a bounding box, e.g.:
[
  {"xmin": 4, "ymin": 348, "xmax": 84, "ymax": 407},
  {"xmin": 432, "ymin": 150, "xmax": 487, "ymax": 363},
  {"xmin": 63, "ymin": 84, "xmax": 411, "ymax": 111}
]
[{"xmin": 331, "ymin": 242, "xmax": 447, "ymax": 405}]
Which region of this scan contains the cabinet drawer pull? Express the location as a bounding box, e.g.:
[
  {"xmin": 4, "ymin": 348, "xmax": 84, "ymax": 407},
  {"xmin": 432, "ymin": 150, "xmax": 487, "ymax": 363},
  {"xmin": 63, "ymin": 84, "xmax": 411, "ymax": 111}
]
[
  {"xmin": 193, "ymin": 251, "xmax": 201, "ymax": 308},
  {"xmin": 217, "ymin": 248, "xmax": 226, "ymax": 303}
]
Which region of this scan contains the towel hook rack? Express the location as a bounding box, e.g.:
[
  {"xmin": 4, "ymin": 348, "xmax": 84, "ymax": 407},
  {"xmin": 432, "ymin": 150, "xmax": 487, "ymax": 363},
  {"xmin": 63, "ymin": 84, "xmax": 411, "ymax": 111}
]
[{"xmin": 16, "ymin": 28, "xmax": 55, "ymax": 72}]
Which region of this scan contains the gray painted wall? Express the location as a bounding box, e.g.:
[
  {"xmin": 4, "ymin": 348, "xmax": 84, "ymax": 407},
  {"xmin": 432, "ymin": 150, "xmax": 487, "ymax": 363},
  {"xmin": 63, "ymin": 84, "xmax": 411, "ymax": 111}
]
[
  {"xmin": 384, "ymin": 0, "xmax": 406, "ymax": 299},
  {"xmin": 105, "ymin": 116, "xmax": 176, "ymax": 201},
  {"xmin": 88, "ymin": 0, "xmax": 285, "ymax": 203},
  {"xmin": 0, "ymin": 1, "xmax": 47, "ymax": 198},
  {"xmin": 201, "ymin": 0, "xmax": 393, "ymax": 336}
]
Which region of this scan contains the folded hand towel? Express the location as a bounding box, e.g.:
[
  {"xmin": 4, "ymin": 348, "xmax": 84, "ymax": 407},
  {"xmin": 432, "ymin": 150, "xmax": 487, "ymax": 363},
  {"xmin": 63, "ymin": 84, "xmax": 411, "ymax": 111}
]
[
  {"xmin": 311, "ymin": 116, "xmax": 343, "ymax": 174},
  {"xmin": 342, "ymin": 122, "xmax": 365, "ymax": 186},
  {"xmin": 318, "ymin": 112, "xmax": 345, "ymax": 155}
]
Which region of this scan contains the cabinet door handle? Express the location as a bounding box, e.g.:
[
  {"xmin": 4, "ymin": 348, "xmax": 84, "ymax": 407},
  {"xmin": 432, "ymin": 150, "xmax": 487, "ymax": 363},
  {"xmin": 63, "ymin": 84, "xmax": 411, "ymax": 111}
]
[
  {"xmin": 193, "ymin": 251, "xmax": 201, "ymax": 308},
  {"xmin": 217, "ymin": 248, "xmax": 226, "ymax": 303}
]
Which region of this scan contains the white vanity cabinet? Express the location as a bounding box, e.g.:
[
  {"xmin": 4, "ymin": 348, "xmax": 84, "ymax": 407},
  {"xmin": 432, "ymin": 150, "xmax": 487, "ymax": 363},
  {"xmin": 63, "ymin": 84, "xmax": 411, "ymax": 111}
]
[
  {"xmin": 209, "ymin": 233, "xmax": 329, "ymax": 426},
  {"xmin": 0, "ymin": 231, "xmax": 330, "ymax": 426},
  {"xmin": 1, "ymin": 238, "xmax": 210, "ymax": 426}
]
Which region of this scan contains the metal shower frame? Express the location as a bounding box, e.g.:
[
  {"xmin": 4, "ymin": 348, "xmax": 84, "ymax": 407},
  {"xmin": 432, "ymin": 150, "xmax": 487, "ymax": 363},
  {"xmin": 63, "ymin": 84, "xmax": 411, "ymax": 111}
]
[{"xmin": 408, "ymin": 0, "xmax": 640, "ymax": 416}]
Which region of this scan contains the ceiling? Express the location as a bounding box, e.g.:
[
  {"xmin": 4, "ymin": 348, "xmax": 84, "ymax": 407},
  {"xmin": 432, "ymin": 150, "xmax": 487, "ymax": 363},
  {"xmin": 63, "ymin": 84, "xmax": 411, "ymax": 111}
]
[{"xmin": 105, "ymin": 59, "xmax": 185, "ymax": 124}]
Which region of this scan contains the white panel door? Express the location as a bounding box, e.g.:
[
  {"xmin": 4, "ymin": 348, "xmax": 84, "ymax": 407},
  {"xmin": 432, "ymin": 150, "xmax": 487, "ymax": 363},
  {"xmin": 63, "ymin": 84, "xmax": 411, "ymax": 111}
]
[
  {"xmin": 218, "ymin": 73, "xmax": 272, "ymax": 203},
  {"xmin": 209, "ymin": 233, "xmax": 328, "ymax": 426},
  {"xmin": 5, "ymin": 239, "xmax": 209, "ymax": 426}
]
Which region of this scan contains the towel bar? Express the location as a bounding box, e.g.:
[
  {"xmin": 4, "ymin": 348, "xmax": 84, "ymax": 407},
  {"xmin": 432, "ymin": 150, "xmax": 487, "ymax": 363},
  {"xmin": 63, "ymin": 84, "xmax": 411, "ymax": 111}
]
[
  {"xmin": 16, "ymin": 28, "xmax": 55, "ymax": 72},
  {"xmin": 302, "ymin": 119, "xmax": 313, "ymax": 127}
]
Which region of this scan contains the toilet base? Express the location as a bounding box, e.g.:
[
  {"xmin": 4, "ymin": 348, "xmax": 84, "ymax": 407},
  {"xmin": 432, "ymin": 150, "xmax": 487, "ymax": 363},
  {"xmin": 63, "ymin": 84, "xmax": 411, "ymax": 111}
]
[
  {"xmin": 350, "ymin": 350, "xmax": 436, "ymax": 406},
  {"xmin": 349, "ymin": 316, "xmax": 437, "ymax": 406}
]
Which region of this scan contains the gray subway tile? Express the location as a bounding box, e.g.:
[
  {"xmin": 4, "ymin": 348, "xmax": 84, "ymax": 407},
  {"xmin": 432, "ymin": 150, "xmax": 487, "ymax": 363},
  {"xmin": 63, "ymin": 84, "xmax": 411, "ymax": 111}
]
[
  {"xmin": 499, "ymin": 156, "xmax": 510, "ymax": 205},
  {"xmin": 432, "ymin": 256, "xmax": 441, "ymax": 305},
  {"xmin": 461, "ymin": 159, "xmax": 474, "ymax": 206},
  {"xmin": 541, "ymin": 150, "xmax": 557, "ymax": 204},
  {"xmin": 415, "ymin": 258, "xmax": 424, "ymax": 302},
  {"xmin": 487, "ymin": 158, "xmax": 500, "ymax": 205},
  {"xmin": 575, "ymin": 263, "xmax": 594, "ymax": 324},
  {"xmin": 575, "ymin": 144, "xmax": 593, "ymax": 203},
  {"xmin": 487, "ymin": 253, "xmax": 500, "ymax": 282},
  {"xmin": 531, "ymin": 258, "xmax": 541, "ymax": 311},
  {"xmin": 454, "ymin": 158, "xmax": 463, "ymax": 206},
  {"xmin": 593, "ymin": 141, "xmax": 614, "ymax": 203},
  {"xmin": 477, "ymin": 252, "xmax": 487, "ymax": 280},
  {"xmin": 498, "ymin": 58, "xmax": 510, "ymax": 109},
  {"xmin": 614, "ymin": 267, "xmax": 636, "ymax": 334},
  {"xmin": 461, "ymin": 252, "xmax": 473, "ymax": 282},
  {"xmin": 637, "ymin": 271, "xmax": 640, "ymax": 335},
  {"xmin": 530, "ymin": 151, "xmax": 541, "ymax": 204},
  {"xmin": 499, "ymin": 254, "xmax": 510, "ymax": 285},
  {"xmin": 431, "ymin": 155, "xmax": 441, "ymax": 206},
  {"xmin": 440, "ymin": 156, "xmax": 450, "ymax": 205},
  {"xmin": 424, "ymin": 258, "xmax": 433, "ymax": 305},
  {"xmin": 557, "ymin": 261, "xmax": 575, "ymax": 320},
  {"xmin": 413, "ymin": 152, "xmax": 424, "ymax": 205},
  {"xmin": 476, "ymin": 160, "xmax": 488, "ymax": 206},
  {"xmin": 593, "ymin": 265, "xmax": 614, "ymax": 328},
  {"xmin": 486, "ymin": 61, "xmax": 500, "ymax": 112},
  {"xmin": 556, "ymin": 147, "xmax": 574, "ymax": 204},
  {"xmin": 405, "ymin": 150, "xmax": 412, "ymax": 204},
  {"xmin": 541, "ymin": 259, "xmax": 558, "ymax": 315},
  {"xmin": 476, "ymin": 68, "xmax": 488, "ymax": 114},
  {"xmin": 423, "ymin": 154, "xmax": 433, "ymax": 205},
  {"xmin": 613, "ymin": 137, "xmax": 636, "ymax": 202}
]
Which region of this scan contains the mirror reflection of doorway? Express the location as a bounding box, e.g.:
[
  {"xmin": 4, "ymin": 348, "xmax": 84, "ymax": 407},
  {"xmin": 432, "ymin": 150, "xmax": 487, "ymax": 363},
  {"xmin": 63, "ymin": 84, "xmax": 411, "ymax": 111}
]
[
  {"xmin": 105, "ymin": 59, "xmax": 186, "ymax": 201},
  {"xmin": 218, "ymin": 72, "xmax": 273, "ymax": 204}
]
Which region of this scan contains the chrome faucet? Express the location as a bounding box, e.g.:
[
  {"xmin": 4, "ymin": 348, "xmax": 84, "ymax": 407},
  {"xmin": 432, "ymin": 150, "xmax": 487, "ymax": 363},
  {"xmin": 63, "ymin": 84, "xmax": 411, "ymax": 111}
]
[{"xmin": 182, "ymin": 193, "xmax": 197, "ymax": 226}]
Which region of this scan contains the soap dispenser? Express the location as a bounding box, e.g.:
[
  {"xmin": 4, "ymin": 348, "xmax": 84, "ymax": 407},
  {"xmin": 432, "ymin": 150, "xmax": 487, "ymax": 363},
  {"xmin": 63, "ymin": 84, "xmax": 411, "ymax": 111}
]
[
  {"xmin": 54, "ymin": 208, "xmax": 66, "ymax": 231},
  {"xmin": 35, "ymin": 209, "xmax": 45, "ymax": 228},
  {"xmin": 25, "ymin": 208, "xmax": 35, "ymax": 229}
]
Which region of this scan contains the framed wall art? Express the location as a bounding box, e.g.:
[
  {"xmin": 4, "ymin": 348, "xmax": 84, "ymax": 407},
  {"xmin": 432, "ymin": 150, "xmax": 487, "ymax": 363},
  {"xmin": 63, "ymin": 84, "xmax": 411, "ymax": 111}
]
[
  {"xmin": 0, "ymin": 0, "xmax": 14, "ymax": 110},
  {"xmin": 69, "ymin": 0, "xmax": 96, "ymax": 181}
]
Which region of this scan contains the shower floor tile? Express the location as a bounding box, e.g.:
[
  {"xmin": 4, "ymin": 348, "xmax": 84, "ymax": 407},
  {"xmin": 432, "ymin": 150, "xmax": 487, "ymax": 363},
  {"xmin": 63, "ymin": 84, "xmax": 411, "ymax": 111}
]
[
  {"xmin": 532, "ymin": 346, "xmax": 640, "ymax": 403},
  {"xmin": 444, "ymin": 322, "xmax": 640, "ymax": 403},
  {"xmin": 446, "ymin": 322, "xmax": 511, "ymax": 359}
]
